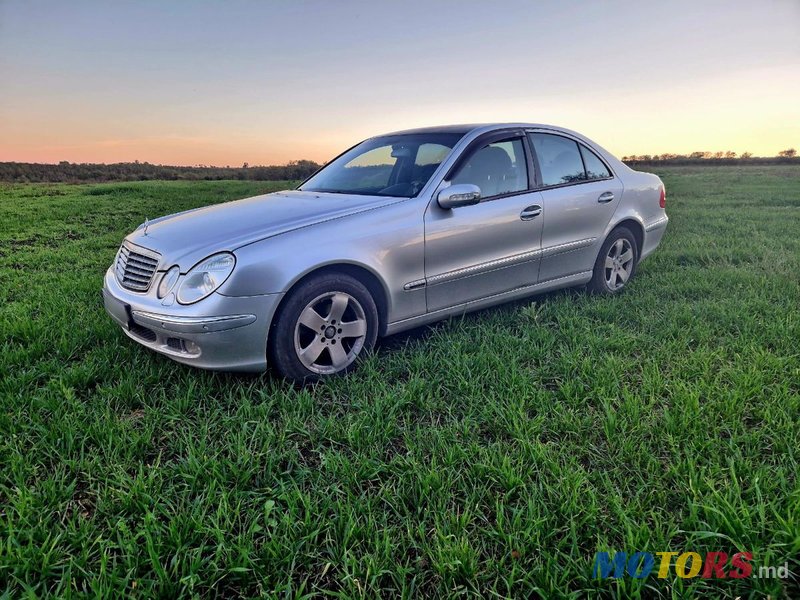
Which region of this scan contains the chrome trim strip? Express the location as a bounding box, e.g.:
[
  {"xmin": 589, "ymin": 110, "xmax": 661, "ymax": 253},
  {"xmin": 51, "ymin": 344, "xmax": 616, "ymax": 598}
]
[
  {"xmin": 123, "ymin": 240, "xmax": 162, "ymax": 263},
  {"xmin": 131, "ymin": 310, "xmax": 256, "ymax": 333},
  {"xmin": 116, "ymin": 240, "xmax": 162, "ymax": 292},
  {"xmin": 645, "ymin": 216, "xmax": 669, "ymax": 232},
  {"xmin": 427, "ymin": 248, "xmax": 543, "ymax": 286},
  {"xmin": 421, "ymin": 238, "xmax": 596, "ymax": 288},
  {"xmin": 539, "ymin": 237, "xmax": 596, "ymax": 258},
  {"xmin": 403, "ymin": 279, "xmax": 427, "ymax": 291}
]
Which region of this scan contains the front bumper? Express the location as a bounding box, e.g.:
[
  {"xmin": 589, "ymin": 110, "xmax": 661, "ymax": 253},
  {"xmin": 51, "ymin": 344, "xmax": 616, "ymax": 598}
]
[{"xmin": 102, "ymin": 268, "xmax": 283, "ymax": 372}]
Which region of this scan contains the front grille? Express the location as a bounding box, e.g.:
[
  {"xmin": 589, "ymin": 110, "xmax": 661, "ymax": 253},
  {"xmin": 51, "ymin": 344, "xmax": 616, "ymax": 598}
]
[{"xmin": 115, "ymin": 243, "xmax": 160, "ymax": 292}]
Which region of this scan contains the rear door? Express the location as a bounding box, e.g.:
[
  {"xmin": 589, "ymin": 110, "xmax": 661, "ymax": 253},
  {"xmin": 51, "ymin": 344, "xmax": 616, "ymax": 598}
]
[
  {"xmin": 529, "ymin": 131, "xmax": 623, "ymax": 282},
  {"xmin": 423, "ymin": 132, "xmax": 544, "ymax": 312}
]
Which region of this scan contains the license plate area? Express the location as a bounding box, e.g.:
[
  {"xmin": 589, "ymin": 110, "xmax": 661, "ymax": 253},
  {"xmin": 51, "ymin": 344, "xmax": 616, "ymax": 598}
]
[{"xmin": 103, "ymin": 290, "xmax": 133, "ymax": 329}]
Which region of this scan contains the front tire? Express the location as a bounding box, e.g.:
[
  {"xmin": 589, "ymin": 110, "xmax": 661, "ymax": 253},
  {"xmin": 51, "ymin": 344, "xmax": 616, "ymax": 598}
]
[
  {"xmin": 588, "ymin": 226, "xmax": 638, "ymax": 295},
  {"xmin": 268, "ymin": 273, "xmax": 379, "ymax": 384}
]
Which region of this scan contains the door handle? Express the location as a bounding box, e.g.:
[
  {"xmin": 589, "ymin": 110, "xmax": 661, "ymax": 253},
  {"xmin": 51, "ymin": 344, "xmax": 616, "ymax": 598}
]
[
  {"xmin": 598, "ymin": 192, "xmax": 615, "ymax": 203},
  {"xmin": 520, "ymin": 205, "xmax": 542, "ymax": 220}
]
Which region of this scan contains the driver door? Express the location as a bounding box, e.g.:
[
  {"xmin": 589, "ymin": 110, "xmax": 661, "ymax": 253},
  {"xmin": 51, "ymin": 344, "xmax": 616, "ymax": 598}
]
[{"xmin": 423, "ymin": 133, "xmax": 544, "ymax": 312}]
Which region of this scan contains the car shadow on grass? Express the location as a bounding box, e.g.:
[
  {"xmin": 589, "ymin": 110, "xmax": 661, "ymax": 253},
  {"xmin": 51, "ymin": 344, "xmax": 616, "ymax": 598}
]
[
  {"xmin": 375, "ymin": 285, "xmax": 586, "ymax": 354},
  {"xmin": 139, "ymin": 285, "xmax": 587, "ymax": 386}
]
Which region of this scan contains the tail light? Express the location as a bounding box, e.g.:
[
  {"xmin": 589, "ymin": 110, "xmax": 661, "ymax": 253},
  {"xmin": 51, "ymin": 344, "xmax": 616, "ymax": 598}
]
[{"xmin": 659, "ymin": 186, "xmax": 666, "ymax": 209}]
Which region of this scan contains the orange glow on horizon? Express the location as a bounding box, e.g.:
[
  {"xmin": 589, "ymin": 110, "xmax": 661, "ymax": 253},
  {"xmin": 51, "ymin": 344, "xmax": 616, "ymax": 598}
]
[{"xmin": 1, "ymin": 2, "xmax": 797, "ymax": 166}]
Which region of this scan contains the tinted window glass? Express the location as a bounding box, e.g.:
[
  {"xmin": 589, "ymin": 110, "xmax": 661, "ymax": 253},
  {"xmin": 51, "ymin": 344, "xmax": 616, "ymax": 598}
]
[
  {"xmin": 340, "ymin": 146, "xmax": 396, "ymax": 190},
  {"xmin": 416, "ymin": 143, "xmax": 451, "ymax": 166},
  {"xmin": 531, "ymin": 133, "xmax": 586, "ymax": 186},
  {"xmin": 580, "ymin": 144, "xmax": 611, "ymax": 180},
  {"xmin": 411, "ymin": 143, "xmax": 452, "ymax": 188},
  {"xmin": 300, "ymin": 132, "xmax": 463, "ymax": 197},
  {"xmin": 450, "ymin": 138, "xmax": 528, "ymax": 198}
]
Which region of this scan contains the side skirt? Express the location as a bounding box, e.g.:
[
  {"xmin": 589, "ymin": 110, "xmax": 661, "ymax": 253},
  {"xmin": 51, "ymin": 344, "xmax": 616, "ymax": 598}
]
[{"xmin": 384, "ymin": 271, "xmax": 592, "ymax": 336}]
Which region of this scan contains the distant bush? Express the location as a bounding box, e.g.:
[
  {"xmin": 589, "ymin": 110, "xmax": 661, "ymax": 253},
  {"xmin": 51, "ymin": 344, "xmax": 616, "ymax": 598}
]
[
  {"xmin": 0, "ymin": 159, "xmax": 322, "ymax": 183},
  {"xmin": 3, "ymin": 151, "xmax": 797, "ymax": 184},
  {"xmin": 621, "ymin": 152, "xmax": 800, "ymax": 167}
]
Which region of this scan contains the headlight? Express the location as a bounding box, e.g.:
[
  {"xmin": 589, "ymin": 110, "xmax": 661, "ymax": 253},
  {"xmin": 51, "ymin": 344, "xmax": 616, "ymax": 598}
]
[
  {"xmin": 157, "ymin": 265, "xmax": 180, "ymax": 298},
  {"xmin": 176, "ymin": 253, "xmax": 236, "ymax": 305}
]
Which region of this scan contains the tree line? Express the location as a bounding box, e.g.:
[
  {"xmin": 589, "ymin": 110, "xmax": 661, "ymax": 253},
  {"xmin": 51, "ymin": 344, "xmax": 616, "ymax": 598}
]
[
  {"xmin": 0, "ymin": 159, "xmax": 322, "ymax": 184},
  {"xmin": 621, "ymin": 149, "xmax": 797, "ymax": 166},
  {"xmin": 0, "ymin": 149, "xmax": 797, "ymax": 183}
]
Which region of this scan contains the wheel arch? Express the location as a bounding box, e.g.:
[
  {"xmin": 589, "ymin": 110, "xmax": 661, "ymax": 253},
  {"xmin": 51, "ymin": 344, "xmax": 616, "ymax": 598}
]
[
  {"xmin": 271, "ymin": 262, "xmax": 390, "ymax": 340},
  {"xmin": 608, "ymin": 218, "xmax": 645, "ymax": 260}
]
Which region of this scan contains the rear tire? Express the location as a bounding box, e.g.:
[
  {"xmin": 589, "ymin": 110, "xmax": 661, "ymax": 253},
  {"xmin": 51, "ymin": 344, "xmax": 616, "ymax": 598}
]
[
  {"xmin": 268, "ymin": 273, "xmax": 379, "ymax": 384},
  {"xmin": 588, "ymin": 226, "xmax": 638, "ymax": 295}
]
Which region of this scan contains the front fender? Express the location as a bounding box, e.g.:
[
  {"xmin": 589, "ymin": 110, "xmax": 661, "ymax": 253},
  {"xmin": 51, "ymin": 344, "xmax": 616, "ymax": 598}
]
[{"xmin": 218, "ymin": 198, "xmax": 428, "ymax": 324}]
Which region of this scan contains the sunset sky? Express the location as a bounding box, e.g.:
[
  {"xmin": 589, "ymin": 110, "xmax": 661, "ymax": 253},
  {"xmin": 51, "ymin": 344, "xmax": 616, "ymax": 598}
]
[{"xmin": 1, "ymin": 0, "xmax": 798, "ymax": 166}]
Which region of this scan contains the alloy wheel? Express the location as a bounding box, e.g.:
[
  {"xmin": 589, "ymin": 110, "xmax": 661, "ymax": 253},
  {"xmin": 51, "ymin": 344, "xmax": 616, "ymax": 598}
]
[
  {"xmin": 293, "ymin": 291, "xmax": 368, "ymax": 374},
  {"xmin": 604, "ymin": 238, "xmax": 634, "ymax": 291}
]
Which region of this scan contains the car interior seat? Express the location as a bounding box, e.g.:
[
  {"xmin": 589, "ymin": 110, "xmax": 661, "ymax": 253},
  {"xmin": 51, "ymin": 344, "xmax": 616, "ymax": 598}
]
[{"xmin": 452, "ymin": 145, "xmax": 515, "ymax": 197}]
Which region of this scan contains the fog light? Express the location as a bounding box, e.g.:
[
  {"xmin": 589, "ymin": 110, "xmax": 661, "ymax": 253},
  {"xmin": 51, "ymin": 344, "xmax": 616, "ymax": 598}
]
[{"xmin": 184, "ymin": 340, "xmax": 201, "ymax": 354}]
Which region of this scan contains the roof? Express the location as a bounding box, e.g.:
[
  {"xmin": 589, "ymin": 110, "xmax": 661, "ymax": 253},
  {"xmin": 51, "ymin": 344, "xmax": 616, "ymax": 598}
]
[
  {"xmin": 380, "ymin": 124, "xmax": 489, "ymax": 136},
  {"xmin": 377, "ymin": 122, "xmax": 565, "ymax": 138}
]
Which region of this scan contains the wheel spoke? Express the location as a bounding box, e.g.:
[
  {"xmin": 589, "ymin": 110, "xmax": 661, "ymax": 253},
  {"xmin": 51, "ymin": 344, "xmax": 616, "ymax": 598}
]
[
  {"xmin": 295, "ymin": 290, "xmax": 368, "ymax": 375},
  {"xmin": 328, "ymin": 293, "xmax": 349, "ymax": 322},
  {"xmin": 339, "ymin": 319, "xmax": 366, "ymax": 338},
  {"xmin": 605, "ymin": 256, "xmax": 615, "ymax": 269},
  {"xmin": 613, "ymin": 239, "xmax": 624, "ymax": 256},
  {"xmin": 328, "ymin": 343, "xmax": 348, "ymax": 369},
  {"xmin": 298, "ymin": 306, "xmax": 327, "ymax": 331},
  {"xmin": 619, "ymin": 249, "xmax": 633, "ymax": 264},
  {"xmin": 298, "ymin": 338, "xmax": 326, "ymax": 368},
  {"xmin": 618, "ymin": 267, "xmax": 630, "ymax": 283}
]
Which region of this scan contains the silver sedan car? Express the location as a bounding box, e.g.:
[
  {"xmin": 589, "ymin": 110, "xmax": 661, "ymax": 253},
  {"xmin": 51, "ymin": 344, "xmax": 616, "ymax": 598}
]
[{"xmin": 103, "ymin": 123, "xmax": 668, "ymax": 382}]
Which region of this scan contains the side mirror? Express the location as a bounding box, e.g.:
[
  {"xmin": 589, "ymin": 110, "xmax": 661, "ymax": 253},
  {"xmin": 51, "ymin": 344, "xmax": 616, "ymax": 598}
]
[{"xmin": 437, "ymin": 184, "xmax": 481, "ymax": 209}]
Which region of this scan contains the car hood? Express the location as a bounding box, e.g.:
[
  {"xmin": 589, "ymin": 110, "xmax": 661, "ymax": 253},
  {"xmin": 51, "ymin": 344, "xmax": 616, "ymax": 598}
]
[{"xmin": 125, "ymin": 190, "xmax": 401, "ymax": 267}]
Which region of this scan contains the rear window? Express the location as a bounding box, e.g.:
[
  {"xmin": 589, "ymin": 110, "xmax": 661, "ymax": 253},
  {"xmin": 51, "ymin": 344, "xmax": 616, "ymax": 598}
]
[
  {"xmin": 530, "ymin": 133, "xmax": 613, "ymax": 187},
  {"xmin": 530, "ymin": 133, "xmax": 585, "ymax": 186},
  {"xmin": 580, "ymin": 144, "xmax": 611, "ymax": 180}
]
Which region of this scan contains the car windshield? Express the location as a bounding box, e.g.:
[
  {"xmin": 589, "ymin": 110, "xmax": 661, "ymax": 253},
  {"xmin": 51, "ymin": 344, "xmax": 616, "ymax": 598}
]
[{"xmin": 299, "ymin": 133, "xmax": 465, "ymax": 197}]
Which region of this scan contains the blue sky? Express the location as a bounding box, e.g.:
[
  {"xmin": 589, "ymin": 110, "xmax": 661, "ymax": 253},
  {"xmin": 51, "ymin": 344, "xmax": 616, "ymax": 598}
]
[{"xmin": 1, "ymin": 0, "xmax": 798, "ymax": 165}]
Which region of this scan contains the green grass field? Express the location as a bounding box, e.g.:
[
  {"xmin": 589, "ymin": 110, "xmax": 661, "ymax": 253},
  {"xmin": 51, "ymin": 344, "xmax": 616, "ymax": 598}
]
[{"xmin": 1, "ymin": 167, "xmax": 799, "ymax": 598}]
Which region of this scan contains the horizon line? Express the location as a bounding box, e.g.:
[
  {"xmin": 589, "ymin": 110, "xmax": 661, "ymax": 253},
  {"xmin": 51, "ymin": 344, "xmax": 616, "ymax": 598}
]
[{"xmin": 3, "ymin": 150, "xmax": 798, "ymax": 169}]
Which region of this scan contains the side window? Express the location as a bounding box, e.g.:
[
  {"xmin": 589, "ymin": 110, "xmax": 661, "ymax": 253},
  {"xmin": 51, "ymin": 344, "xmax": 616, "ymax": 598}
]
[
  {"xmin": 530, "ymin": 133, "xmax": 586, "ymax": 187},
  {"xmin": 450, "ymin": 138, "xmax": 528, "ymax": 199},
  {"xmin": 580, "ymin": 144, "xmax": 611, "ymax": 180}
]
